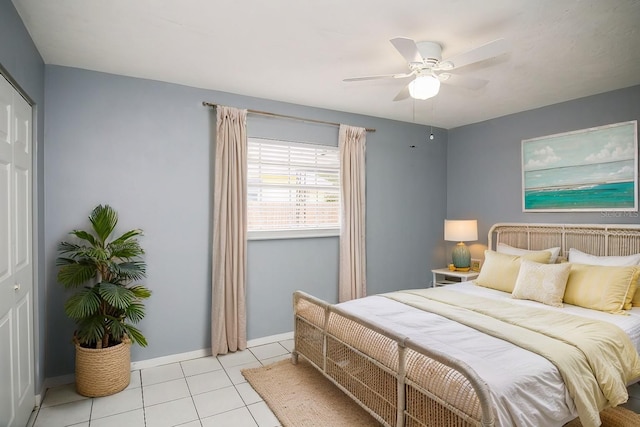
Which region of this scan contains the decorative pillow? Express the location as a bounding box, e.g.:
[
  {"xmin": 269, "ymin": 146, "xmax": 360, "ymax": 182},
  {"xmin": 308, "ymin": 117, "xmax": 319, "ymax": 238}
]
[
  {"xmin": 512, "ymin": 260, "xmax": 571, "ymax": 307},
  {"xmin": 568, "ymin": 248, "xmax": 640, "ymax": 266},
  {"xmin": 474, "ymin": 250, "xmax": 552, "ymax": 293},
  {"xmin": 633, "ymin": 286, "xmax": 640, "ymax": 307},
  {"xmin": 563, "ymin": 264, "xmax": 640, "ymax": 313},
  {"xmin": 497, "ymin": 243, "xmax": 561, "ymax": 263}
]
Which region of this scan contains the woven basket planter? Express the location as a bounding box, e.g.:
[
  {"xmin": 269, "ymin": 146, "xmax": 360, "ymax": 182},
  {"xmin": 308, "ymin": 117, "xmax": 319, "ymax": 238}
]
[{"xmin": 75, "ymin": 338, "xmax": 131, "ymax": 397}]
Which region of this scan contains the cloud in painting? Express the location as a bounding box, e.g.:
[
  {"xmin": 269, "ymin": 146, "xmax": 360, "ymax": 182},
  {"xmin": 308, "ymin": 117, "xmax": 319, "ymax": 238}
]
[
  {"xmin": 525, "ymin": 145, "xmax": 560, "ymax": 169},
  {"xmin": 585, "ymin": 141, "xmax": 634, "ymax": 163}
]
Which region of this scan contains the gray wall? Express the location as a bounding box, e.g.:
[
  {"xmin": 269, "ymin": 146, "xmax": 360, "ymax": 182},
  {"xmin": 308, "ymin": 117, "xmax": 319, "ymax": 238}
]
[
  {"xmin": 447, "ymin": 85, "xmax": 640, "ymax": 259},
  {"xmin": 44, "ymin": 65, "xmax": 447, "ymax": 377},
  {"xmin": 1, "ymin": 0, "xmax": 46, "ymax": 393}
]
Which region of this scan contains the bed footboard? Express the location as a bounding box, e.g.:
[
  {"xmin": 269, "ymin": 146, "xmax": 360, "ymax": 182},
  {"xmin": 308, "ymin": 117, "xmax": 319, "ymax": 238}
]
[{"xmin": 293, "ymin": 291, "xmax": 495, "ymax": 427}]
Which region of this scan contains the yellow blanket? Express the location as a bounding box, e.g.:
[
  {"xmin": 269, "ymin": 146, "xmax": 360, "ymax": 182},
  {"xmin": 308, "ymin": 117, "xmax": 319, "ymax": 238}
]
[{"xmin": 383, "ymin": 288, "xmax": 640, "ymax": 427}]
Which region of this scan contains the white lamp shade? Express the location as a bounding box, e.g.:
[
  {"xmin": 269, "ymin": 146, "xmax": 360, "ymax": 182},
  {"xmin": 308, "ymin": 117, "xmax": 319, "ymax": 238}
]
[
  {"xmin": 444, "ymin": 219, "xmax": 478, "ymax": 242},
  {"xmin": 408, "ymin": 75, "xmax": 441, "ymax": 100}
]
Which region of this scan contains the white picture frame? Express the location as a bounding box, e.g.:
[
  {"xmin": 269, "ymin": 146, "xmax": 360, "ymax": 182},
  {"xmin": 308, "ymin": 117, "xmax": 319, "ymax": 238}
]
[{"xmin": 522, "ymin": 120, "xmax": 638, "ymax": 212}]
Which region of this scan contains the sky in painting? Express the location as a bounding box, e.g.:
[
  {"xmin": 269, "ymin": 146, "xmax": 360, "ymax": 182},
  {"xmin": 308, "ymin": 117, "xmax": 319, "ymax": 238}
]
[{"xmin": 522, "ymin": 122, "xmax": 637, "ymax": 189}]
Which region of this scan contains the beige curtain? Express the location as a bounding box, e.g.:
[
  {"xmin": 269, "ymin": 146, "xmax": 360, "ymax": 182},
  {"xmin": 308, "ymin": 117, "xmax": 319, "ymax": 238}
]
[
  {"xmin": 338, "ymin": 124, "xmax": 367, "ymax": 302},
  {"xmin": 212, "ymin": 106, "xmax": 248, "ymax": 355}
]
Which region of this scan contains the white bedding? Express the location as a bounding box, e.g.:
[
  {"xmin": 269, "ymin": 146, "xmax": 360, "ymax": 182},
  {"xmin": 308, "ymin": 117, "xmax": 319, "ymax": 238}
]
[{"xmin": 336, "ymin": 282, "xmax": 640, "ymax": 427}]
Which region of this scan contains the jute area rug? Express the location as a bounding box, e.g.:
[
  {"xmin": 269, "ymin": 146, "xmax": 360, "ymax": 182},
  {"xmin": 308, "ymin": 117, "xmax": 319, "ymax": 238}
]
[
  {"xmin": 242, "ymin": 358, "xmax": 380, "ymax": 426},
  {"xmin": 242, "ymin": 358, "xmax": 640, "ymax": 427}
]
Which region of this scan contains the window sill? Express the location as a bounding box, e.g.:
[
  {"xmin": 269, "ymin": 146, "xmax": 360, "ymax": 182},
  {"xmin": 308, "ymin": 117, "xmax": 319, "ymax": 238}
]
[{"xmin": 248, "ymin": 229, "xmax": 340, "ymax": 241}]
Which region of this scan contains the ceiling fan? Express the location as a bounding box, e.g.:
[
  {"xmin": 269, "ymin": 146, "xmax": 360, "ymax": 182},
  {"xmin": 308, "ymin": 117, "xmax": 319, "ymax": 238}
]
[{"xmin": 344, "ymin": 37, "xmax": 508, "ymax": 101}]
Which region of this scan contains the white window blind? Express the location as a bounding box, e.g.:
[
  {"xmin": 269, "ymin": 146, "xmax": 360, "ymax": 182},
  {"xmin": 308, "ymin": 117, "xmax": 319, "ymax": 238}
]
[{"xmin": 247, "ymin": 138, "xmax": 340, "ymax": 239}]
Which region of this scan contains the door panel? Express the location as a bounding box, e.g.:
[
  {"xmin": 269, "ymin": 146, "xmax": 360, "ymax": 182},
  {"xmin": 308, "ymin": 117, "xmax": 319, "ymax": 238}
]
[
  {"xmin": 16, "ymin": 292, "xmax": 32, "ymax": 405},
  {"xmin": 0, "ymin": 73, "xmax": 35, "ymax": 427},
  {"xmin": 0, "ymin": 311, "xmax": 15, "ymax": 427}
]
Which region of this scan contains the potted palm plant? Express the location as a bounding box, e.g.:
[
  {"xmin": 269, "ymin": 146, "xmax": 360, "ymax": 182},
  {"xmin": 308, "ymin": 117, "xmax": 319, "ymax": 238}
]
[{"xmin": 56, "ymin": 204, "xmax": 151, "ymax": 397}]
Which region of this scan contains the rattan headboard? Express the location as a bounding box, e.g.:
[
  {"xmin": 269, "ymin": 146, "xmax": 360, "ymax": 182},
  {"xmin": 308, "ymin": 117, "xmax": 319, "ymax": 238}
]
[{"xmin": 489, "ymin": 223, "xmax": 640, "ymax": 260}]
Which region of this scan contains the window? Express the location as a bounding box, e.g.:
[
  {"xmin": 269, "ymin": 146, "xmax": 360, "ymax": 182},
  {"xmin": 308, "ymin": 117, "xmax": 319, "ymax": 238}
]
[{"xmin": 247, "ymin": 138, "xmax": 340, "ymax": 239}]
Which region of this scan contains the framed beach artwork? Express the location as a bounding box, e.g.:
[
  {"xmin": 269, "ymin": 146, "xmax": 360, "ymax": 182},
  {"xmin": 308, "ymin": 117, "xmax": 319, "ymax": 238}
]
[{"xmin": 522, "ymin": 120, "xmax": 638, "ymax": 212}]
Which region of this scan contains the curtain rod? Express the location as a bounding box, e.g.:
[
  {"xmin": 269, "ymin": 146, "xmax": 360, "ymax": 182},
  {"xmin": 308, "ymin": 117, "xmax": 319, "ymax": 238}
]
[{"xmin": 202, "ymin": 101, "xmax": 375, "ymax": 132}]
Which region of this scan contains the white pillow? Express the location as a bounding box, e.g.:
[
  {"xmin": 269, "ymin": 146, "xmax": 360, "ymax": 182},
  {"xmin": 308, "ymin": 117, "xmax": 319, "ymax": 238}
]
[
  {"xmin": 568, "ymin": 248, "xmax": 640, "ymax": 266},
  {"xmin": 497, "ymin": 243, "xmax": 561, "ymax": 264},
  {"xmin": 512, "ymin": 260, "xmax": 571, "ymax": 307}
]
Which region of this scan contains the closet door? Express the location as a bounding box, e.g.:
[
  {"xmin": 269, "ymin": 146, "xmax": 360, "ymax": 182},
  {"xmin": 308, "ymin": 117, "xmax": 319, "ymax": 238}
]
[{"xmin": 0, "ymin": 73, "xmax": 35, "ymax": 427}]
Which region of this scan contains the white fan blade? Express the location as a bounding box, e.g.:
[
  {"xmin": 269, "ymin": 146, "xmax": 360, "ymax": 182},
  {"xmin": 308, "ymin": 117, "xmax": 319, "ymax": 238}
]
[
  {"xmin": 390, "ymin": 37, "xmax": 423, "ymax": 64},
  {"xmin": 439, "ymin": 73, "xmax": 488, "ymax": 90},
  {"xmin": 343, "ymin": 72, "xmax": 414, "ymax": 82},
  {"xmin": 440, "ymin": 39, "xmax": 508, "ymax": 70},
  {"xmin": 393, "ymin": 85, "xmax": 411, "ymax": 101}
]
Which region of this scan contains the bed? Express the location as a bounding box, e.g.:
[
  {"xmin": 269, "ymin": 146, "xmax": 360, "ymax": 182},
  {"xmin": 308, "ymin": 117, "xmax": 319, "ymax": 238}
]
[{"xmin": 291, "ymin": 223, "xmax": 640, "ymax": 427}]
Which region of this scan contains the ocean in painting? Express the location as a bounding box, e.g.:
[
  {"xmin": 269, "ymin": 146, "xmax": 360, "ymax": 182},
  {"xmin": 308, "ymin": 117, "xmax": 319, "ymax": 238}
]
[{"xmin": 524, "ymin": 181, "xmax": 636, "ymax": 210}]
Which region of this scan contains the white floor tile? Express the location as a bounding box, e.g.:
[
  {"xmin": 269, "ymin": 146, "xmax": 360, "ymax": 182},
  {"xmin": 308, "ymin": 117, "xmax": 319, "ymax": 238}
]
[
  {"xmin": 217, "ymin": 350, "xmax": 259, "ymax": 368},
  {"xmin": 186, "ymin": 369, "xmax": 233, "ymax": 395},
  {"xmin": 144, "ymin": 397, "xmax": 199, "ymax": 427},
  {"xmin": 24, "ymin": 333, "xmax": 488, "ymax": 427},
  {"xmin": 125, "ymin": 370, "xmax": 142, "ymax": 390},
  {"xmin": 41, "ymin": 383, "xmax": 88, "ymax": 408},
  {"xmin": 181, "ymin": 356, "xmax": 222, "ymax": 377},
  {"xmin": 249, "ymin": 343, "xmax": 289, "ymax": 361},
  {"xmin": 141, "ymin": 362, "xmax": 184, "ymax": 386},
  {"xmin": 247, "ymin": 401, "xmax": 280, "ymax": 427},
  {"xmin": 259, "ymin": 354, "xmax": 291, "ymax": 366},
  {"xmin": 225, "ymin": 361, "xmax": 262, "ymax": 384},
  {"xmin": 143, "ymin": 377, "xmax": 190, "ymax": 406},
  {"xmin": 192, "ymin": 385, "xmax": 245, "ymax": 418},
  {"xmin": 89, "ymin": 408, "xmax": 145, "ymax": 427},
  {"xmin": 33, "ymin": 399, "xmax": 92, "ymax": 427},
  {"xmin": 200, "ymin": 406, "xmax": 258, "ymax": 427},
  {"xmin": 278, "ymin": 339, "xmax": 294, "ymax": 352},
  {"xmin": 91, "ymin": 387, "xmax": 143, "ymax": 419},
  {"xmin": 235, "ymin": 382, "xmax": 263, "ymax": 405}
]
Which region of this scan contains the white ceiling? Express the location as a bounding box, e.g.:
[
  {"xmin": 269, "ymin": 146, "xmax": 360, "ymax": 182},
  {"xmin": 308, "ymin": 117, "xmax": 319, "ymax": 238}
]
[{"xmin": 12, "ymin": 0, "xmax": 640, "ymax": 129}]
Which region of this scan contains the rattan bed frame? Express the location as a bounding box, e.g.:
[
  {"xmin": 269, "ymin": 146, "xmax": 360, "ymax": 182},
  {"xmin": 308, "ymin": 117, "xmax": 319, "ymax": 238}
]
[{"xmin": 292, "ymin": 223, "xmax": 640, "ymax": 427}]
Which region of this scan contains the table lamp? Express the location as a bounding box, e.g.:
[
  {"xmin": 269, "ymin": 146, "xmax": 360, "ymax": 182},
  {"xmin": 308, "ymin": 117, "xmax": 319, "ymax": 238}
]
[{"xmin": 444, "ymin": 219, "xmax": 478, "ymax": 270}]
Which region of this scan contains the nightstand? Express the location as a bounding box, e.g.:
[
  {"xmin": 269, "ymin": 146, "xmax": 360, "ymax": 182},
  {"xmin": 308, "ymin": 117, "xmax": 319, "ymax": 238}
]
[{"xmin": 431, "ymin": 268, "xmax": 479, "ymax": 287}]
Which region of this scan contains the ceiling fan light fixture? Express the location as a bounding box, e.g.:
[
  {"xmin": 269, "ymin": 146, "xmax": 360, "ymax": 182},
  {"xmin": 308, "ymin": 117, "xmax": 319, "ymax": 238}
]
[{"xmin": 409, "ymin": 75, "xmax": 440, "ymax": 100}]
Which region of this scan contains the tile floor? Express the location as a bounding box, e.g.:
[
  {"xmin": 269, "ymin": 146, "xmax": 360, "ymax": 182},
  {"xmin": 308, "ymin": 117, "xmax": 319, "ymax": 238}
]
[
  {"xmin": 29, "ymin": 339, "xmax": 294, "ymax": 427},
  {"xmin": 27, "ymin": 336, "xmax": 640, "ymax": 427}
]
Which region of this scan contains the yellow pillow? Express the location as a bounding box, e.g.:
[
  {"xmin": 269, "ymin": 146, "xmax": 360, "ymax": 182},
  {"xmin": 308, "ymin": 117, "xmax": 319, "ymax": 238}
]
[
  {"xmin": 633, "ymin": 283, "xmax": 640, "ymax": 307},
  {"xmin": 474, "ymin": 250, "xmax": 552, "ymax": 293},
  {"xmin": 563, "ymin": 264, "xmax": 640, "ymax": 313},
  {"xmin": 512, "ymin": 260, "xmax": 571, "ymax": 307}
]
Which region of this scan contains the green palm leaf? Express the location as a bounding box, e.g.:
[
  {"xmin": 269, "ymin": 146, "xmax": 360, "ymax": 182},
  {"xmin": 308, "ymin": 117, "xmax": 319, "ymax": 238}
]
[
  {"xmin": 70, "ymin": 230, "xmax": 97, "ymax": 247},
  {"xmin": 58, "ymin": 205, "xmax": 150, "ymax": 349},
  {"xmin": 57, "ymin": 263, "xmax": 96, "ymax": 287},
  {"xmin": 129, "ymin": 285, "xmax": 152, "ymax": 299},
  {"xmin": 112, "ymin": 261, "xmax": 146, "ymax": 282},
  {"xmin": 75, "ymin": 316, "xmax": 106, "ymax": 346},
  {"xmin": 123, "ymin": 324, "xmax": 148, "ymax": 347},
  {"xmin": 107, "ymin": 318, "xmax": 127, "ymax": 343},
  {"xmin": 90, "ymin": 205, "xmax": 118, "ymax": 243},
  {"xmin": 124, "ymin": 302, "xmax": 146, "ymax": 323},
  {"xmin": 99, "ymin": 282, "xmax": 135, "ymax": 310},
  {"xmin": 110, "ymin": 229, "xmax": 144, "ymax": 246},
  {"xmin": 64, "ymin": 288, "xmax": 101, "ymax": 319},
  {"xmin": 108, "ymin": 241, "xmax": 144, "ymax": 260},
  {"xmin": 57, "ymin": 242, "xmax": 84, "ymax": 257}
]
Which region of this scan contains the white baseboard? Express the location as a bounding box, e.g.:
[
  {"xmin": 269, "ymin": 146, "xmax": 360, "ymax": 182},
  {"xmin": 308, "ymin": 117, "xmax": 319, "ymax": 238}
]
[
  {"xmin": 40, "ymin": 331, "xmax": 294, "ymax": 390},
  {"xmin": 247, "ymin": 331, "xmax": 293, "ymax": 348},
  {"xmin": 130, "ymin": 348, "xmax": 212, "ymax": 370},
  {"xmin": 42, "ymin": 373, "xmax": 75, "ymax": 390}
]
